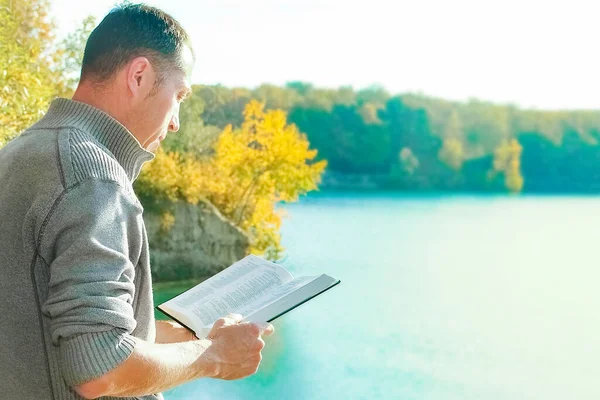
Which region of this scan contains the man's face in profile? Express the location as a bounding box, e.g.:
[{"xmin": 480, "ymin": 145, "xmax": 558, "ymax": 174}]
[{"xmin": 136, "ymin": 46, "xmax": 194, "ymax": 153}]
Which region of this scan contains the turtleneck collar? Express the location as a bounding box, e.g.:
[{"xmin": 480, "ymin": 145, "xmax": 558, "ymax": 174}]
[{"xmin": 33, "ymin": 98, "xmax": 155, "ymax": 182}]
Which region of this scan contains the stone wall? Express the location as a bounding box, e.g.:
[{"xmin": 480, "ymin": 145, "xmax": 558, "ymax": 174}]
[{"xmin": 143, "ymin": 199, "xmax": 249, "ymax": 282}]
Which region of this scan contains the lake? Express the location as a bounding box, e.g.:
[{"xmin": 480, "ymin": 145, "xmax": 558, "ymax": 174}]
[{"xmin": 158, "ymin": 193, "xmax": 600, "ymax": 400}]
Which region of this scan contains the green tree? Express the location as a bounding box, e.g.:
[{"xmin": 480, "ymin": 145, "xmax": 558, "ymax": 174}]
[
  {"xmin": 356, "ymin": 85, "xmax": 390, "ymax": 107},
  {"xmin": 196, "ymin": 85, "xmax": 248, "ymax": 128},
  {"xmin": 285, "ymin": 81, "xmax": 313, "ymax": 96},
  {"xmin": 254, "ymin": 84, "xmax": 300, "ymax": 110},
  {"xmin": 162, "ymin": 89, "xmax": 223, "ymax": 156},
  {"xmin": 398, "ymin": 147, "xmax": 419, "ymax": 175}
]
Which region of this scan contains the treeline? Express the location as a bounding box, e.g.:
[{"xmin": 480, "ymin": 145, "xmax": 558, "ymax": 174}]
[{"xmin": 166, "ymin": 83, "xmax": 600, "ymax": 193}]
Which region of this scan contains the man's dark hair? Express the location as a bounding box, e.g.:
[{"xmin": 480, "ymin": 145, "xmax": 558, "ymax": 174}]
[{"xmin": 81, "ymin": 3, "xmax": 194, "ymax": 86}]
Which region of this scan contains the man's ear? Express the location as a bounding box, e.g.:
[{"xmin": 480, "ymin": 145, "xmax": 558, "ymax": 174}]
[{"xmin": 126, "ymin": 57, "xmax": 153, "ymax": 99}]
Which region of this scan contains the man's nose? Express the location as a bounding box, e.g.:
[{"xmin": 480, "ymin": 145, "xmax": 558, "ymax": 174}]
[{"xmin": 168, "ymin": 114, "xmax": 180, "ymax": 133}]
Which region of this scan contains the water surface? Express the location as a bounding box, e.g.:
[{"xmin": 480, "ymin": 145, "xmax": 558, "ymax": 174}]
[{"xmin": 160, "ymin": 193, "xmax": 600, "ymax": 399}]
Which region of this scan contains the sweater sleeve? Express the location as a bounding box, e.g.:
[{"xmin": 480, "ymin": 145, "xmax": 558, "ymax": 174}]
[{"xmin": 41, "ymin": 179, "xmax": 144, "ymax": 386}]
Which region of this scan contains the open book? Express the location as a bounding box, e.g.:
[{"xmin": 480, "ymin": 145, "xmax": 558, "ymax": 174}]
[{"xmin": 156, "ymin": 254, "xmax": 341, "ymax": 338}]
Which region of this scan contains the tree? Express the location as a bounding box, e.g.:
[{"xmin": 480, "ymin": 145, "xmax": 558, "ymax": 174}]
[
  {"xmin": 161, "ymin": 88, "xmax": 225, "ymax": 156},
  {"xmin": 290, "ymin": 103, "xmax": 390, "ymax": 174},
  {"xmin": 358, "ymin": 103, "xmax": 382, "ymax": 124},
  {"xmin": 196, "ymin": 85, "xmax": 248, "ymax": 128},
  {"xmin": 285, "ymin": 81, "xmax": 313, "ymax": 96},
  {"xmin": 438, "ymin": 111, "xmax": 465, "ymax": 170},
  {"xmin": 254, "ymin": 84, "xmax": 300, "ymax": 111},
  {"xmin": 53, "ymin": 15, "xmax": 96, "ymax": 96},
  {"xmin": 138, "ymin": 101, "xmax": 326, "ymax": 258},
  {"xmin": 356, "ymin": 85, "xmax": 390, "ymax": 107},
  {"xmin": 207, "ymin": 101, "xmax": 327, "ymax": 258},
  {"xmin": 443, "ymin": 110, "xmax": 463, "ymax": 140},
  {"xmin": 0, "ymin": 0, "xmax": 93, "ymax": 147},
  {"xmin": 398, "ymin": 147, "xmax": 419, "ymax": 175},
  {"xmin": 490, "ymin": 139, "xmax": 524, "ymax": 193},
  {"xmin": 439, "ymin": 138, "xmax": 464, "ymax": 171},
  {"xmin": 0, "ymin": 0, "xmax": 55, "ymax": 146}
]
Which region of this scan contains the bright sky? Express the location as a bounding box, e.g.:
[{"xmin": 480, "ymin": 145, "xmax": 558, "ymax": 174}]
[{"xmin": 51, "ymin": 0, "xmax": 600, "ymax": 110}]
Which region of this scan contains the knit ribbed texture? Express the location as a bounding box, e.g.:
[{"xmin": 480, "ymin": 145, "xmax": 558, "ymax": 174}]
[
  {"xmin": 69, "ymin": 129, "xmax": 133, "ymax": 194},
  {"xmin": 60, "ymin": 328, "xmax": 136, "ymax": 386},
  {"xmin": 31, "ymin": 98, "xmax": 155, "ymax": 183},
  {"xmin": 0, "ymin": 98, "xmax": 163, "ymax": 399}
]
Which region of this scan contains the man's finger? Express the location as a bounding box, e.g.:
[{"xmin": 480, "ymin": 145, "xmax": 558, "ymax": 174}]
[
  {"xmin": 225, "ymin": 313, "xmax": 244, "ymax": 323},
  {"xmin": 252, "ymin": 321, "xmax": 275, "ymax": 336}
]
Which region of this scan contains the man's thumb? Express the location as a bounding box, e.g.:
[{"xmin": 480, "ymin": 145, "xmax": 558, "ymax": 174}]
[{"xmin": 253, "ymin": 321, "xmax": 275, "ymax": 336}]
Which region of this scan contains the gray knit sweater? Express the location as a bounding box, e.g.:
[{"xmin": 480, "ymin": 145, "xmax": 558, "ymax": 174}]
[{"xmin": 0, "ymin": 98, "xmax": 164, "ymax": 399}]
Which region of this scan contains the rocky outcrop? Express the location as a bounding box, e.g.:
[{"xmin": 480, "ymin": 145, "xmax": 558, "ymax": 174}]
[{"xmin": 143, "ymin": 199, "xmax": 249, "ymax": 282}]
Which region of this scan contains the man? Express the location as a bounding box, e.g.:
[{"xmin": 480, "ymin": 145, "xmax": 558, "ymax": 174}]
[{"xmin": 0, "ymin": 4, "xmax": 273, "ymax": 399}]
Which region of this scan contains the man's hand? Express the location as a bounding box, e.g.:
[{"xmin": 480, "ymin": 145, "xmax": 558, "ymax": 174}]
[
  {"xmin": 199, "ymin": 313, "xmax": 275, "ymax": 380},
  {"xmin": 73, "ymin": 314, "xmax": 274, "ymax": 398}
]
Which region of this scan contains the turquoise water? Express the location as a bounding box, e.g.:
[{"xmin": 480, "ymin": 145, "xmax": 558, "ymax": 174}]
[{"xmin": 163, "ymin": 193, "xmax": 600, "ymax": 399}]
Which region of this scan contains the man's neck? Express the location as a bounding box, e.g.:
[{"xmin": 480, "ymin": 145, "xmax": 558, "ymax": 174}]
[{"xmin": 72, "ymin": 83, "xmax": 127, "ymax": 124}]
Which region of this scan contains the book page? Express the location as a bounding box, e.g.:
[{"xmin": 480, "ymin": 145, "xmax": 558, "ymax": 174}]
[
  {"xmin": 234, "ymin": 276, "xmax": 318, "ymax": 320},
  {"xmin": 160, "ymin": 255, "xmax": 294, "ymax": 332},
  {"xmin": 243, "ymin": 274, "xmax": 339, "ymax": 324}
]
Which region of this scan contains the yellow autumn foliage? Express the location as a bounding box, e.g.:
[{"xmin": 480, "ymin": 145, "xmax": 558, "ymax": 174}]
[
  {"xmin": 137, "ymin": 100, "xmax": 327, "ymax": 259},
  {"xmin": 159, "ymin": 211, "xmax": 176, "ymax": 233},
  {"xmin": 136, "ymin": 150, "xmax": 182, "ymax": 202},
  {"xmin": 0, "ymin": 0, "xmax": 93, "ymax": 147},
  {"xmin": 491, "ymin": 138, "xmax": 524, "ymax": 193},
  {"xmin": 0, "ymin": 0, "xmax": 55, "ymax": 146}
]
